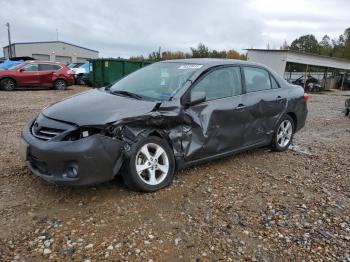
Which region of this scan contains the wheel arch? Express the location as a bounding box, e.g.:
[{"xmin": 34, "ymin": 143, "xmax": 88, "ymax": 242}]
[
  {"xmin": 139, "ymin": 129, "xmax": 179, "ymax": 167},
  {"xmin": 147, "ymin": 130, "xmax": 175, "ymax": 151},
  {"xmin": 0, "ymin": 76, "xmax": 17, "ymax": 87},
  {"xmin": 286, "ymin": 112, "xmax": 298, "ymax": 129},
  {"xmin": 54, "ymin": 77, "xmax": 67, "ymax": 84}
]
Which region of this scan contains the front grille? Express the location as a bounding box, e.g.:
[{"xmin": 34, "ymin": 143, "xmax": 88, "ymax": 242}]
[{"xmin": 31, "ymin": 121, "xmax": 65, "ymax": 141}]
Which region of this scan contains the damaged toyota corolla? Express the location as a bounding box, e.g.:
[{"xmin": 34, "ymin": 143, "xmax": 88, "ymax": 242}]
[{"xmin": 20, "ymin": 59, "xmax": 308, "ymax": 192}]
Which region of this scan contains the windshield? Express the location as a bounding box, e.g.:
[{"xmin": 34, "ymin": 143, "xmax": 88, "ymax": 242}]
[
  {"xmin": 68, "ymin": 63, "xmax": 83, "ymax": 68},
  {"xmin": 108, "ymin": 62, "xmax": 202, "ymax": 101},
  {"xmin": 8, "ymin": 63, "xmax": 24, "ymax": 70}
]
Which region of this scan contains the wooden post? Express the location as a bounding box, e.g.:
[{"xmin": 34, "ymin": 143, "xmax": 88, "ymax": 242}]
[
  {"xmin": 323, "ymin": 67, "xmax": 328, "ymax": 89},
  {"xmin": 340, "ymin": 72, "xmax": 345, "ymax": 91},
  {"xmin": 304, "ymin": 64, "xmax": 309, "ymax": 90}
]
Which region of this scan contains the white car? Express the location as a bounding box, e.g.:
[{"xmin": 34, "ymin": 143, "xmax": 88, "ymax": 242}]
[{"xmin": 70, "ymin": 62, "xmax": 90, "ymax": 84}]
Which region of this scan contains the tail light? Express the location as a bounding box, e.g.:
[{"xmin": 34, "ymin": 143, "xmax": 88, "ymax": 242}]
[{"xmin": 303, "ymin": 93, "xmax": 309, "ymax": 101}]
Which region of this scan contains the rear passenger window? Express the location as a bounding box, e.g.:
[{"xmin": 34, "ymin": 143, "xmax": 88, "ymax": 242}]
[
  {"xmin": 270, "ymin": 75, "xmax": 280, "ymax": 89},
  {"xmin": 191, "ymin": 67, "xmax": 242, "ymax": 101},
  {"xmin": 39, "ymin": 64, "xmax": 61, "ymax": 71},
  {"xmin": 243, "ymin": 67, "xmax": 272, "ymax": 92}
]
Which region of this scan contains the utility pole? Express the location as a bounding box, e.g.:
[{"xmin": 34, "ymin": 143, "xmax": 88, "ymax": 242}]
[
  {"xmin": 5, "ymin": 22, "xmax": 12, "ymax": 58},
  {"xmin": 56, "ymin": 28, "xmax": 59, "ymax": 41}
]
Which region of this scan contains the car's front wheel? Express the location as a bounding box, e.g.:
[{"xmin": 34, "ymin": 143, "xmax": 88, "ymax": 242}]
[
  {"xmin": 0, "ymin": 78, "xmax": 16, "ymax": 91},
  {"xmin": 123, "ymin": 136, "xmax": 175, "ymax": 192},
  {"xmin": 272, "ymin": 115, "xmax": 295, "ymax": 152},
  {"xmin": 54, "ymin": 79, "xmax": 67, "ymax": 90}
]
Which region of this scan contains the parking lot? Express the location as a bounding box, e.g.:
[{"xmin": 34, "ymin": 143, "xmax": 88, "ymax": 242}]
[{"xmin": 0, "ymin": 86, "xmax": 349, "ymax": 261}]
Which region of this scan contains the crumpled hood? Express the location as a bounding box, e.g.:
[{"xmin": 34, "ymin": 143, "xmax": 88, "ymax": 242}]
[{"xmin": 42, "ymin": 89, "xmax": 158, "ymax": 126}]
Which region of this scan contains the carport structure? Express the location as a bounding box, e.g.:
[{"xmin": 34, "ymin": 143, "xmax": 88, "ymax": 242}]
[{"xmin": 247, "ymin": 49, "xmax": 350, "ymax": 89}]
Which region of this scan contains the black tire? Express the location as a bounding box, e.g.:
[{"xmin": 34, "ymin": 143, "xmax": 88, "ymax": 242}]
[
  {"xmin": 122, "ymin": 136, "xmax": 175, "ymax": 192},
  {"xmin": 0, "ymin": 78, "xmax": 16, "ymax": 91},
  {"xmin": 54, "ymin": 79, "xmax": 67, "ymax": 90},
  {"xmin": 345, "ymin": 108, "xmax": 350, "ymax": 116},
  {"xmin": 272, "ymin": 115, "xmax": 295, "ymax": 152}
]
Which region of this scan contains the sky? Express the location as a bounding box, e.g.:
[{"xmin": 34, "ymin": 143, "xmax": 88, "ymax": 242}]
[{"xmin": 1, "ymin": 0, "xmax": 349, "ymax": 58}]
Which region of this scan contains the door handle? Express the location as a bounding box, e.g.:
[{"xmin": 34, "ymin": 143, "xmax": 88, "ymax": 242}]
[{"xmin": 236, "ymin": 103, "xmax": 246, "ymax": 110}]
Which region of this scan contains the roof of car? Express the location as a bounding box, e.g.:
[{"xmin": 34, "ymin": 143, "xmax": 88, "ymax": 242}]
[
  {"xmin": 162, "ymin": 58, "xmax": 260, "ymax": 67},
  {"xmin": 25, "ymin": 60, "xmax": 64, "ymax": 65}
]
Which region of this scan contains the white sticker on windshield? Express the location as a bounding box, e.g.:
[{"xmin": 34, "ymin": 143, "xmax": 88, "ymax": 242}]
[{"xmin": 178, "ymin": 64, "xmax": 203, "ymax": 70}]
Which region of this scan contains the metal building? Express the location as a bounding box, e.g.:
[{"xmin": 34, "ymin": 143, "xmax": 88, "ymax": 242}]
[
  {"xmin": 3, "ymin": 41, "xmax": 99, "ymax": 64},
  {"xmin": 247, "ymin": 49, "xmax": 350, "ymax": 77}
]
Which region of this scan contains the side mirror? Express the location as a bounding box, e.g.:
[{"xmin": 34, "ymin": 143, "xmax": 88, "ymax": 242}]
[
  {"xmin": 187, "ymin": 91, "xmax": 206, "ymax": 106},
  {"xmin": 19, "ymin": 68, "xmax": 25, "ymax": 72}
]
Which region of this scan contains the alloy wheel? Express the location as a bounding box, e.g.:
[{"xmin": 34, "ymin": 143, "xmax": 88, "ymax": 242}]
[
  {"xmin": 277, "ymin": 120, "xmax": 293, "ymax": 148},
  {"xmin": 55, "ymin": 80, "xmax": 66, "ymax": 90},
  {"xmin": 135, "ymin": 143, "xmax": 169, "ymax": 186},
  {"xmin": 3, "ymin": 79, "xmax": 15, "ymax": 90}
]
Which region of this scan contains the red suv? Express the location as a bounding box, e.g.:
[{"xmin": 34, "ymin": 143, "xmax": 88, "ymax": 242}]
[{"xmin": 0, "ymin": 61, "xmax": 75, "ymax": 91}]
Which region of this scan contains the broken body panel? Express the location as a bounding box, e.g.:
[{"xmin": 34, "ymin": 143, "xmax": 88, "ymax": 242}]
[{"xmin": 21, "ymin": 59, "xmax": 307, "ymax": 185}]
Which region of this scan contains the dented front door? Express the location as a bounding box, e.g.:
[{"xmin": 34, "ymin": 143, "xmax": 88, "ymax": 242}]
[
  {"xmin": 181, "ymin": 66, "xmax": 249, "ymax": 161},
  {"xmin": 183, "ymin": 95, "xmax": 250, "ymax": 161}
]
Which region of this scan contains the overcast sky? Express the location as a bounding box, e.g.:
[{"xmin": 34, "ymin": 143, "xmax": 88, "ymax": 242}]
[{"xmin": 1, "ymin": 0, "xmax": 349, "ymax": 58}]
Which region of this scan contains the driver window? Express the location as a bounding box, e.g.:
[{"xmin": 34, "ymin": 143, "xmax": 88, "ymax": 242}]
[
  {"xmin": 23, "ymin": 64, "xmax": 39, "ymax": 71},
  {"xmin": 191, "ymin": 67, "xmax": 242, "ymax": 101}
]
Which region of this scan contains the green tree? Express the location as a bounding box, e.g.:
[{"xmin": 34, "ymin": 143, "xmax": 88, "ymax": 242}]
[
  {"xmin": 239, "ymin": 53, "xmax": 247, "ymax": 61},
  {"xmin": 210, "ymin": 50, "xmax": 227, "ymax": 58},
  {"xmin": 290, "ymin": 34, "xmax": 320, "ymax": 53},
  {"xmin": 129, "ymin": 55, "xmax": 146, "ymax": 61},
  {"xmin": 148, "ymin": 51, "xmax": 161, "ymax": 61},
  {"xmin": 190, "ymin": 43, "xmax": 210, "ymax": 58},
  {"xmin": 319, "ymin": 35, "xmax": 333, "ymax": 56},
  {"xmin": 161, "ymin": 51, "xmax": 188, "ymax": 60}
]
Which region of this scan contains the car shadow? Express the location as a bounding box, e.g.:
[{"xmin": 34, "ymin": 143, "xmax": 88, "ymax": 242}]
[{"xmin": 19, "ymin": 145, "xmax": 278, "ymax": 205}]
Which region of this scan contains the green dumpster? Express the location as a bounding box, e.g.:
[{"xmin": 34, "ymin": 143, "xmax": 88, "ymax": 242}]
[{"xmin": 89, "ymin": 59, "xmax": 152, "ymax": 87}]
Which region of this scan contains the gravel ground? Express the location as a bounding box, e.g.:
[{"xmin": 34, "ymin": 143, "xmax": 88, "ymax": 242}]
[{"xmin": 0, "ymin": 86, "xmax": 349, "ymax": 261}]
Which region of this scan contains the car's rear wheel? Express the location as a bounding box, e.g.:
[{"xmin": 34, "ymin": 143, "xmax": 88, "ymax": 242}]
[
  {"xmin": 0, "ymin": 78, "xmax": 16, "ymax": 91},
  {"xmin": 123, "ymin": 136, "xmax": 175, "ymax": 192},
  {"xmin": 272, "ymin": 115, "xmax": 295, "ymax": 152},
  {"xmin": 54, "ymin": 79, "xmax": 67, "ymax": 90}
]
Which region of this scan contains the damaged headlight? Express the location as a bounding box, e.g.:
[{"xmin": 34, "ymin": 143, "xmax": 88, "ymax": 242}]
[
  {"xmin": 104, "ymin": 125, "xmax": 136, "ymax": 141},
  {"xmin": 62, "ymin": 124, "xmax": 134, "ymax": 142},
  {"xmin": 63, "ymin": 127, "xmax": 103, "ymax": 141},
  {"xmin": 104, "ymin": 125, "xmax": 123, "ymax": 138},
  {"xmin": 62, "ymin": 125, "xmax": 127, "ymax": 141}
]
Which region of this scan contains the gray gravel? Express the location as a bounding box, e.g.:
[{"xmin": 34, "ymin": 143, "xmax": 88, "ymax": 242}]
[{"xmin": 0, "ymin": 87, "xmax": 349, "ymax": 261}]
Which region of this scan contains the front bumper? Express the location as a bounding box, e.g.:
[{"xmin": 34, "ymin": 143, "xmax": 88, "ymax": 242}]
[{"xmin": 21, "ymin": 120, "xmax": 126, "ymax": 186}]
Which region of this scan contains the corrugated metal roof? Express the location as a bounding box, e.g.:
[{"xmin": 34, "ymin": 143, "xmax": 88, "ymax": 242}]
[
  {"xmin": 246, "ymin": 49, "xmax": 350, "ymax": 63},
  {"xmin": 3, "ymin": 41, "xmax": 98, "ymax": 53}
]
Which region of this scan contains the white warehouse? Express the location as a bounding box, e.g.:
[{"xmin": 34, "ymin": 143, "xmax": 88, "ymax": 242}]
[
  {"xmin": 247, "ymin": 49, "xmax": 350, "ymax": 78},
  {"xmin": 3, "ymin": 41, "xmax": 99, "ymax": 64}
]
